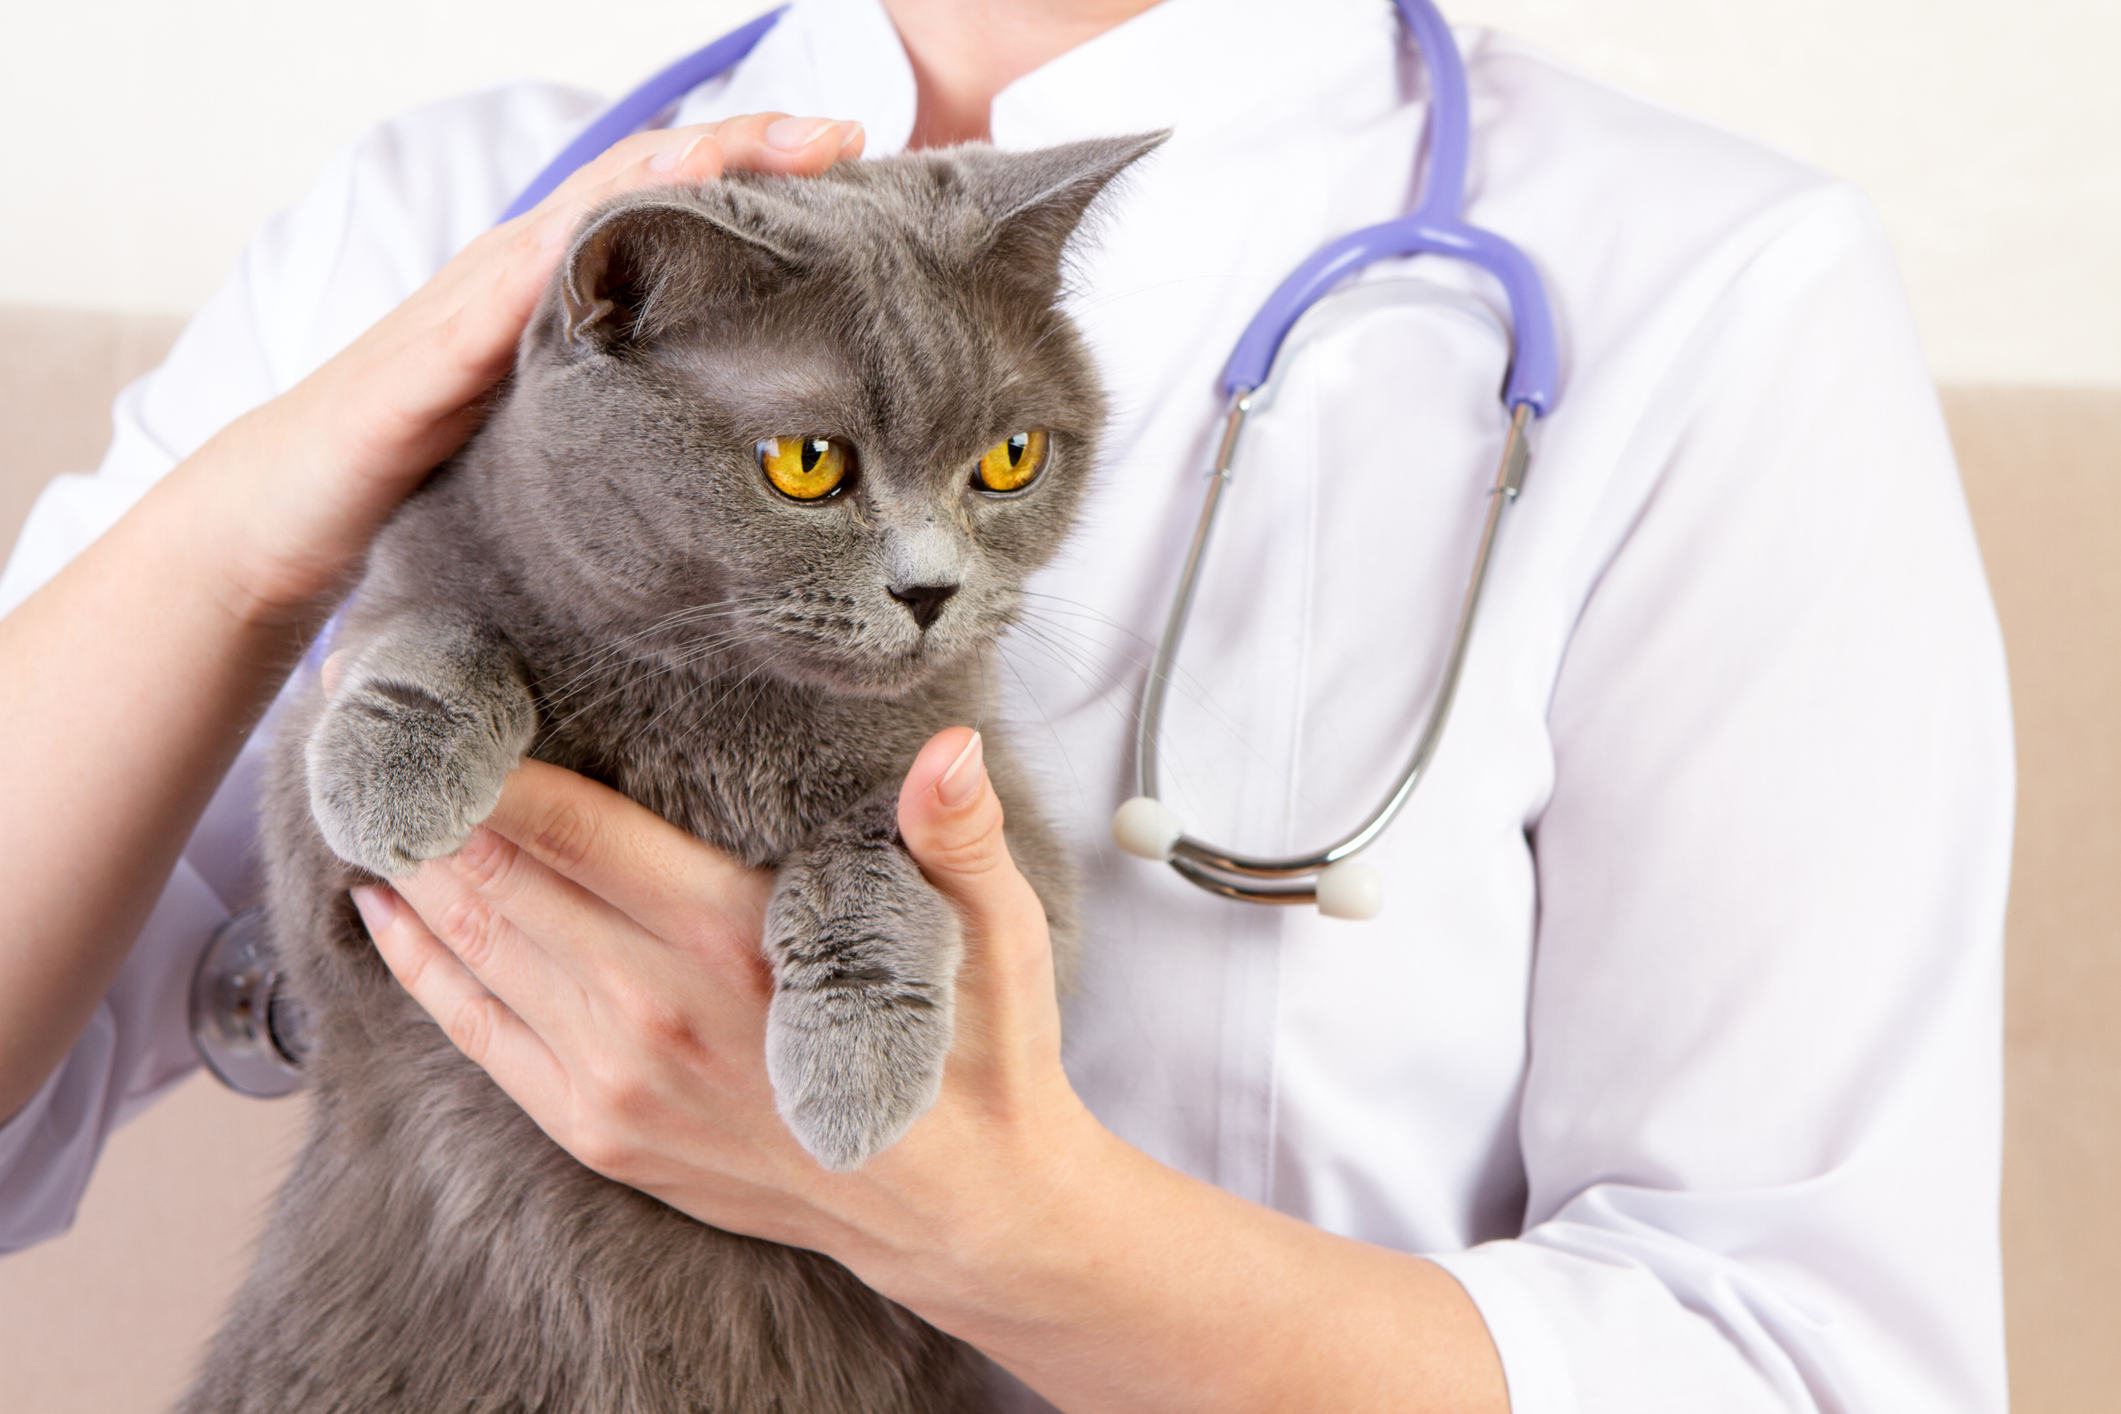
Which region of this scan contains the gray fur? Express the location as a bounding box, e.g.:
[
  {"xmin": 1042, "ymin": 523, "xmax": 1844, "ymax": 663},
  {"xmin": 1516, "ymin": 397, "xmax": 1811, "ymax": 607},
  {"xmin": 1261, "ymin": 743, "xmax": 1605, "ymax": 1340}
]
[
  {"xmin": 766, "ymin": 788, "xmax": 966, "ymax": 1168},
  {"xmin": 180, "ymin": 133, "xmax": 1162, "ymax": 1414},
  {"xmin": 306, "ymin": 618, "xmax": 537, "ymax": 875}
]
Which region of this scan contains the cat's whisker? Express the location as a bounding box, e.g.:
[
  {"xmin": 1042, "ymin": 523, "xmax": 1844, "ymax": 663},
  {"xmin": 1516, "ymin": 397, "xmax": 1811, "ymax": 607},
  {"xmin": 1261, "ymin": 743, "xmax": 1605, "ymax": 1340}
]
[
  {"xmin": 543, "ymin": 624, "xmax": 748, "ymax": 707},
  {"xmin": 1011, "ymin": 601, "xmax": 1230, "ymax": 719},
  {"xmin": 670, "ymin": 657, "xmax": 787, "ymax": 741},
  {"xmin": 538, "ymin": 628, "xmax": 762, "ymax": 737},
  {"xmin": 971, "ymin": 643, "xmax": 989, "ymax": 738},
  {"xmin": 1001, "ymin": 615, "xmax": 1164, "ymax": 717},
  {"xmin": 542, "ymin": 599, "xmax": 770, "ymax": 686},
  {"xmin": 1000, "ymin": 617, "xmax": 1124, "ymax": 694},
  {"xmin": 1015, "ymin": 589, "xmax": 1159, "ymax": 645},
  {"xmin": 544, "ymin": 594, "xmax": 774, "ymax": 667},
  {"xmin": 1004, "ymin": 612, "xmax": 1301, "ymax": 799},
  {"xmin": 989, "ymin": 624, "xmax": 1144, "ymax": 751},
  {"xmin": 1011, "ymin": 594, "xmax": 1220, "ymax": 690},
  {"xmin": 559, "ymin": 626, "xmax": 755, "ymax": 704},
  {"xmin": 543, "ymin": 607, "xmax": 721, "ymax": 680},
  {"xmin": 984, "ymin": 639, "xmax": 1102, "ymax": 828},
  {"xmin": 538, "ymin": 606, "xmax": 772, "ymax": 716}
]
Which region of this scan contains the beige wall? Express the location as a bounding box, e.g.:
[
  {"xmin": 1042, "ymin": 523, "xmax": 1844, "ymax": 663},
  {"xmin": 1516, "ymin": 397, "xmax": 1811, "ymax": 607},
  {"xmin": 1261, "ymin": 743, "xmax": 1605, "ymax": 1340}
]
[{"xmin": 3, "ymin": 0, "xmax": 2115, "ymax": 383}]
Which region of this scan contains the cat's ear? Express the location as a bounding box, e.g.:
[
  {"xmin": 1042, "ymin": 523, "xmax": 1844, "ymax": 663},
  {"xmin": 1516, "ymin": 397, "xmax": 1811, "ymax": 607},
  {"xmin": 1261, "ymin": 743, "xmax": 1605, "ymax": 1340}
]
[
  {"xmin": 973, "ymin": 132, "xmax": 1169, "ymax": 296},
  {"xmin": 560, "ymin": 199, "xmax": 799, "ymax": 347}
]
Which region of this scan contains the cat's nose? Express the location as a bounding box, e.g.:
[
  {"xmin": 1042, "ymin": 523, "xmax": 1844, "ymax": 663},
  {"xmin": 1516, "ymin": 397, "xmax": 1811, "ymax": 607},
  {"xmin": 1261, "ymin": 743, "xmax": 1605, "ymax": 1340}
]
[{"xmin": 889, "ymin": 581, "xmax": 959, "ymax": 630}]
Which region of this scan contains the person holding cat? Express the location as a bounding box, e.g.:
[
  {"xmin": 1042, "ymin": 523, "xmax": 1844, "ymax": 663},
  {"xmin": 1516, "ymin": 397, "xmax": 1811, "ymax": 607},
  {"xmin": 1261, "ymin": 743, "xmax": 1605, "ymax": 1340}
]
[{"xmin": 0, "ymin": 0, "xmax": 2010, "ymax": 1411}]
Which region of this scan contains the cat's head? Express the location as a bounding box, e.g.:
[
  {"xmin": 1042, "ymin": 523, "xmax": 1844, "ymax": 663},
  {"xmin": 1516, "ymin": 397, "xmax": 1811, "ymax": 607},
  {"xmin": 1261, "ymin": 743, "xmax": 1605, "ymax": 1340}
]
[{"xmin": 490, "ymin": 133, "xmax": 1164, "ymax": 696}]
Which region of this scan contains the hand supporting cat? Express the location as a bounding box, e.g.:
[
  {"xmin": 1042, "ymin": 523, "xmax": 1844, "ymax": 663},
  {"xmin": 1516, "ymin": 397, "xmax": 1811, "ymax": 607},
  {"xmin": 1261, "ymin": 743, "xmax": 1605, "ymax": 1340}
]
[{"xmin": 308, "ymin": 619, "xmax": 974, "ymax": 1170}]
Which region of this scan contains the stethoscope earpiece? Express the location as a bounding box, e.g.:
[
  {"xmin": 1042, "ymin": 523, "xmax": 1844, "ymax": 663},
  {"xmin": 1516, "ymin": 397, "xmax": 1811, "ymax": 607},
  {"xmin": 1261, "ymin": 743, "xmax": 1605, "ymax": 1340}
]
[
  {"xmin": 1113, "ymin": 798, "xmax": 1386, "ymax": 920},
  {"xmin": 1314, "ymin": 861, "xmax": 1384, "ymax": 922},
  {"xmin": 1113, "ymin": 797, "xmax": 1184, "ymax": 862}
]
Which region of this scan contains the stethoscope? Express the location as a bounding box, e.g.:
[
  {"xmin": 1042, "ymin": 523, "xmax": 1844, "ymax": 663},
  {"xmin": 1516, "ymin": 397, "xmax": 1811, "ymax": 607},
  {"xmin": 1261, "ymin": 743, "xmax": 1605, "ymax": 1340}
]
[
  {"xmin": 195, "ymin": 0, "xmax": 1559, "ymax": 1092},
  {"xmin": 1111, "ymin": 0, "xmax": 1557, "ymax": 919}
]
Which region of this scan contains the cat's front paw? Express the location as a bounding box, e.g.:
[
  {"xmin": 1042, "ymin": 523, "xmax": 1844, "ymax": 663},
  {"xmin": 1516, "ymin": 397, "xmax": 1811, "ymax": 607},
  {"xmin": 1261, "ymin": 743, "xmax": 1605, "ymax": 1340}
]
[
  {"xmin": 764, "ymin": 838, "xmax": 964, "ymax": 1172},
  {"xmin": 305, "ymin": 664, "xmax": 536, "ymax": 878}
]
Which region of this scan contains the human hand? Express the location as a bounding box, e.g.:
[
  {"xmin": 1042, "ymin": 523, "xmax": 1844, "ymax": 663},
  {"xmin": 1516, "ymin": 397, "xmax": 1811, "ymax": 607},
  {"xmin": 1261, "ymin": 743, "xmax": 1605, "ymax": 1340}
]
[
  {"xmin": 351, "ymin": 728, "xmax": 1099, "ymax": 1279},
  {"xmin": 349, "ymin": 733, "xmax": 1512, "ymax": 1412},
  {"xmin": 186, "ymin": 112, "xmax": 865, "ymax": 625}
]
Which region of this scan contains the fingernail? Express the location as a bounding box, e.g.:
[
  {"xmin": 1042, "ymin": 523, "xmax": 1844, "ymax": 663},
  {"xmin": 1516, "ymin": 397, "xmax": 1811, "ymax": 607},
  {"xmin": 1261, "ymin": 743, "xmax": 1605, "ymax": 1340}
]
[
  {"xmin": 648, "ymin": 132, "xmax": 707, "ymax": 173},
  {"xmin": 836, "ymin": 121, "xmax": 865, "ymax": 154},
  {"xmin": 766, "ymin": 117, "xmax": 835, "ymax": 152},
  {"xmin": 937, "ymin": 731, "xmax": 985, "ymax": 808},
  {"xmin": 350, "ymin": 884, "xmax": 399, "ymax": 931}
]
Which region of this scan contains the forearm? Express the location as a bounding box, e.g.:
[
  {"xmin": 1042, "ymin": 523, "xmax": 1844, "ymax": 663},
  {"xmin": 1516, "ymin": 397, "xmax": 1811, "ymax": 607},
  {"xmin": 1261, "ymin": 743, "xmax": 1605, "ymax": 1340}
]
[
  {"xmin": 852, "ymin": 1105, "xmax": 1509, "ymax": 1414},
  {"xmin": 0, "ymin": 440, "xmax": 310, "ymax": 1120}
]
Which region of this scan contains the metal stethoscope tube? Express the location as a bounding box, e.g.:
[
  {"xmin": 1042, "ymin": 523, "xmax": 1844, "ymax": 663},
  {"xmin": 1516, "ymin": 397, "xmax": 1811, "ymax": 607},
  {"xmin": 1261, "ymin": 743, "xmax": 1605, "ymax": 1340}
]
[{"xmin": 1112, "ymin": 401, "xmax": 1534, "ymax": 918}]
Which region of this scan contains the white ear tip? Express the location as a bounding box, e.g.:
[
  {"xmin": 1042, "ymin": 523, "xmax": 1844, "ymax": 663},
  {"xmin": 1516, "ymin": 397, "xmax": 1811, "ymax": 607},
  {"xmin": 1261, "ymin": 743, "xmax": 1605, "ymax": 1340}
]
[
  {"xmin": 1113, "ymin": 796, "xmax": 1184, "ymax": 861},
  {"xmin": 1315, "ymin": 860, "xmax": 1383, "ymax": 920}
]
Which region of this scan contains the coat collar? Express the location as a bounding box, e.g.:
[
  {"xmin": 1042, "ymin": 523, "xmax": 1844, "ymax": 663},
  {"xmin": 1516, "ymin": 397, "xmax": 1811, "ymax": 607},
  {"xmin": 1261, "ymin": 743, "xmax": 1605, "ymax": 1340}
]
[{"xmin": 677, "ymin": 0, "xmax": 1413, "ymax": 155}]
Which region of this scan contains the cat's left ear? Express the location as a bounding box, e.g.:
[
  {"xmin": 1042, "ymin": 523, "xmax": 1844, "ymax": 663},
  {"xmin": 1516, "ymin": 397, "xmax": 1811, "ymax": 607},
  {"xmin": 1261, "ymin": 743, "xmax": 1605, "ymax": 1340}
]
[
  {"xmin": 972, "ymin": 131, "xmax": 1169, "ymax": 296},
  {"xmin": 560, "ymin": 197, "xmax": 799, "ymax": 347}
]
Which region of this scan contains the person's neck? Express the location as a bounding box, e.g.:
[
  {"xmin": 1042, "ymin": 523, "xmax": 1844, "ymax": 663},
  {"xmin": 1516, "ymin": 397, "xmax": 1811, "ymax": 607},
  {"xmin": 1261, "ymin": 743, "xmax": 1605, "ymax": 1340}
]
[{"xmin": 881, "ymin": 0, "xmax": 1166, "ymax": 147}]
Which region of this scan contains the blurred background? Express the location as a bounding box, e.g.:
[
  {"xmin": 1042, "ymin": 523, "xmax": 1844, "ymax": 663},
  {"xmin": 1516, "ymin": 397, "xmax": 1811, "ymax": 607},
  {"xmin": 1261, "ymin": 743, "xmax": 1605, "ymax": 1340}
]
[
  {"xmin": 5, "ymin": 0, "xmax": 2114, "ymax": 381},
  {"xmin": 1, "ymin": 1, "xmax": 2115, "ymax": 1410}
]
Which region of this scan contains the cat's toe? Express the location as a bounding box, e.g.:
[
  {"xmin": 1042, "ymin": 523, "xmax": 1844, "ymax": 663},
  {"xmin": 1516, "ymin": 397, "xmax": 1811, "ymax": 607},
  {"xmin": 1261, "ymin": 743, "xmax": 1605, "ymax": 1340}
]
[
  {"xmin": 765, "ymin": 982, "xmax": 954, "ymax": 1171},
  {"xmin": 304, "ymin": 679, "xmax": 520, "ymax": 878}
]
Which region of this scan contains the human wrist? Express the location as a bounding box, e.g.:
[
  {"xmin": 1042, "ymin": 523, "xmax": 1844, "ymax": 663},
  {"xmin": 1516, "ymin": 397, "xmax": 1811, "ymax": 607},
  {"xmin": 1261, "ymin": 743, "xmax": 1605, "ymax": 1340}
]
[
  {"xmin": 841, "ymin": 1089, "xmax": 1130, "ymax": 1337},
  {"xmin": 170, "ymin": 401, "xmax": 375, "ymax": 629},
  {"xmin": 841, "ymin": 1110, "xmax": 1510, "ymax": 1414}
]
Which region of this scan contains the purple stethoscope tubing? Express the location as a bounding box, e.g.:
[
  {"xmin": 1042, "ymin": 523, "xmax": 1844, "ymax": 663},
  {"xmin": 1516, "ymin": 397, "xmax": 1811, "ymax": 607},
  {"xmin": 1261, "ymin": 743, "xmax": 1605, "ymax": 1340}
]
[
  {"xmin": 495, "ymin": 6, "xmax": 789, "ymax": 224},
  {"xmin": 1219, "ymin": 0, "xmax": 1555, "ymax": 414}
]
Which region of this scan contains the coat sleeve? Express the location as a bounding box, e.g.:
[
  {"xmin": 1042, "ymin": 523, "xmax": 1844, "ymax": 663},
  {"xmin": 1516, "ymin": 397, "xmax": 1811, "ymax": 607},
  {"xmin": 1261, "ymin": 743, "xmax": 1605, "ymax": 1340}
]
[
  {"xmin": 1429, "ymin": 187, "xmax": 2012, "ymax": 1413},
  {"xmin": 0, "ymin": 84, "xmax": 598, "ymax": 1252}
]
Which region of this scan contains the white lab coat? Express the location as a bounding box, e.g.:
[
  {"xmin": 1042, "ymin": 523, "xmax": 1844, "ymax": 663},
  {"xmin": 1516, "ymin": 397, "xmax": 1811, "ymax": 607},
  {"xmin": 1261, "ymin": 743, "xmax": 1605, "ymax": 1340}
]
[{"xmin": 0, "ymin": 0, "xmax": 2012, "ymax": 1409}]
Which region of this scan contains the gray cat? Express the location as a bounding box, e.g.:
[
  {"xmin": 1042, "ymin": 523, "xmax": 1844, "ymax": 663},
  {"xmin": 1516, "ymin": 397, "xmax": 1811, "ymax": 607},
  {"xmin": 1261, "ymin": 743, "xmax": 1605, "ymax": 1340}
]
[{"xmin": 178, "ymin": 133, "xmax": 1161, "ymax": 1414}]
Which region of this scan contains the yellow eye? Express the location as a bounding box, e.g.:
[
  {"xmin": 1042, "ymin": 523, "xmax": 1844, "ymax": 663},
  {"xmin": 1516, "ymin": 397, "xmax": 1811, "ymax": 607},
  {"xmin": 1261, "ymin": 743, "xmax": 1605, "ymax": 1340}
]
[
  {"xmin": 974, "ymin": 431, "xmax": 1049, "ymax": 493},
  {"xmin": 757, "ymin": 436, "xmax": 852, "ymax": 501}
]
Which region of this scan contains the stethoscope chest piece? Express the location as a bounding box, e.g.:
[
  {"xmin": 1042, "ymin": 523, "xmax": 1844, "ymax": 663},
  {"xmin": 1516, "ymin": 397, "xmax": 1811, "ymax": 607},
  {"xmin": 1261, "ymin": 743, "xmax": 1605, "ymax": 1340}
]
[{"xmin": 190, "ymin": 906, "xmax": 309, "ymax": 1098}]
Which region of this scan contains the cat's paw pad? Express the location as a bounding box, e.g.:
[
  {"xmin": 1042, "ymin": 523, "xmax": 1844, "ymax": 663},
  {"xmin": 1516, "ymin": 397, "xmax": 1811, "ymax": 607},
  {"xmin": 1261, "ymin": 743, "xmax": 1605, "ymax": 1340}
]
[
  {"xmin": 305, "ymin": 674, "xmax": 528, "ymax": 878},
  {"xmin": 763, "ymin": 857, "xmax": 963, "ymax": 1171}
]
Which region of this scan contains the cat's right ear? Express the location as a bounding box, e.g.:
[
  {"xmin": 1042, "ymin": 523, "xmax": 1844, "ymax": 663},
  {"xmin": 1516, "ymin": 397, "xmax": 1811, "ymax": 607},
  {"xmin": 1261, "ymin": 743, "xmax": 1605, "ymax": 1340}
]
[{"xmin": 560, "ymin": 199, "xmax": 799, "ymax": 348}]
